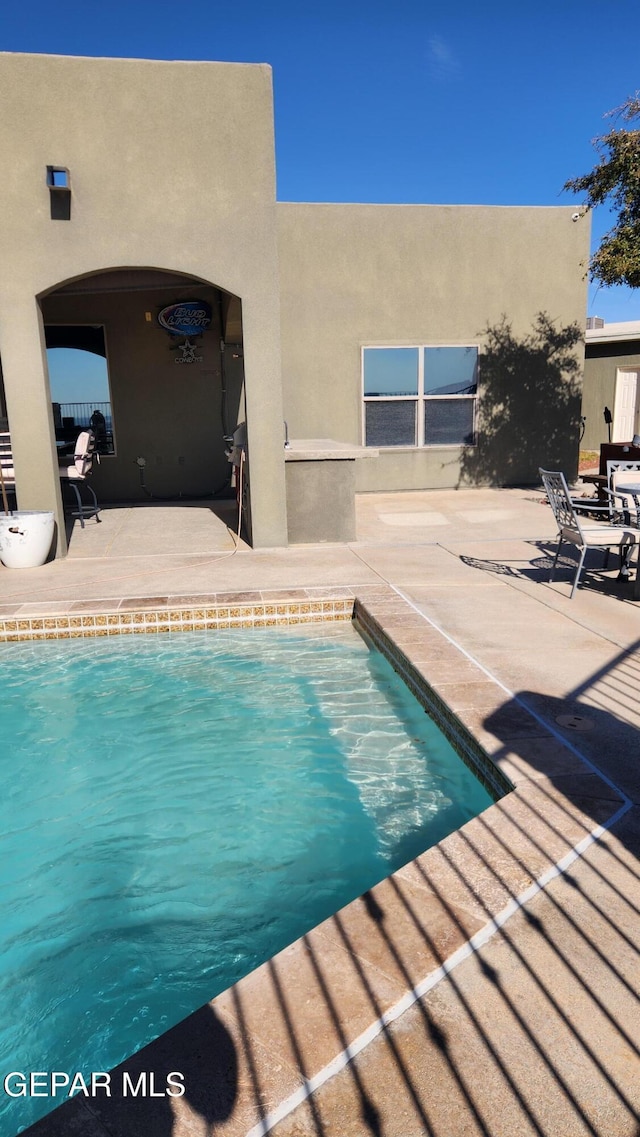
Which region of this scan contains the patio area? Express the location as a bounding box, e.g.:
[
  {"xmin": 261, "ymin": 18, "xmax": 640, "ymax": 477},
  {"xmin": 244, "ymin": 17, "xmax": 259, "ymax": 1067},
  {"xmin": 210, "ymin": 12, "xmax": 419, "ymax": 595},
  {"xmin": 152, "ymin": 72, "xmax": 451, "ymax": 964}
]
[{"xmin": 3, "ymin": 485, "xmax": 639, "ymax": 1137}]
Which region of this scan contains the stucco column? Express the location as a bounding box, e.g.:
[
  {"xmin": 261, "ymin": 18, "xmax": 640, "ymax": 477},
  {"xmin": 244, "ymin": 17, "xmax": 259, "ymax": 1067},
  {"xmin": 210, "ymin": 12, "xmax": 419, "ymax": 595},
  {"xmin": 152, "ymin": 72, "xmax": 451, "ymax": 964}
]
[
  {"xmin": 242, "ymin": 294, "xmax": 288, "ymax": 548},
  {"xmin": 0, "ymin": 296, "xmax": 67, "ymax": 555}
]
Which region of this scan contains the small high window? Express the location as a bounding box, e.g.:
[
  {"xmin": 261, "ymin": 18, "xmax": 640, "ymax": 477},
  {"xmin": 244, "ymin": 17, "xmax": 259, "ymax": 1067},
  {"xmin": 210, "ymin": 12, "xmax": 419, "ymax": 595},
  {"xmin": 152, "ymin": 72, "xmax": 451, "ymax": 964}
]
[
  {"xmin": 47, "ymin": 167, "xmax": 69, "ymax": 189},
  {"xmin": 46, "ymin": 166, "xmax": 71, "ymax": 220}
]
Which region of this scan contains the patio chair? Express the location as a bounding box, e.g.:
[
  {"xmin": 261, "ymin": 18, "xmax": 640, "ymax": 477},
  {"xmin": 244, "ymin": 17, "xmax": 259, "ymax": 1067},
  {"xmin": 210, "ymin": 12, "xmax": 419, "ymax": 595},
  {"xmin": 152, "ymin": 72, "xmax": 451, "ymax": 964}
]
[
  {"xmin": 58, "ymin": 429, "xmax": 101, "ymax": 528},
  {"xmin": 0, "ymin": 429, "xmax": 16, "ymax": 511},
  {"xmin": 605, "ymin": 460, "xmax": 640, "ymax": 526},
  {"xmin": 539, "ymin": 468, "xmax": 640, "ymax": 599}
]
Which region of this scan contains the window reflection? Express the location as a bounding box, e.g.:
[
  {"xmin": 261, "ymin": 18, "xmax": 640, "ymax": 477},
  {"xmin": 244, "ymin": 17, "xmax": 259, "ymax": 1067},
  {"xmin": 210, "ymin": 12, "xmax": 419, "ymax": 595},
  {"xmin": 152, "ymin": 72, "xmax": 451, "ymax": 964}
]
[
  {"xmin": 46, "ymin": 327, "xmax": 115, "ymax": 455},
  {"xmin": 424, "ymin": 347, "xmax": 478, "ymax": 395},
  {"xmin": 363, "ymin": 348, "xmax": 419, "ymax": 396}
]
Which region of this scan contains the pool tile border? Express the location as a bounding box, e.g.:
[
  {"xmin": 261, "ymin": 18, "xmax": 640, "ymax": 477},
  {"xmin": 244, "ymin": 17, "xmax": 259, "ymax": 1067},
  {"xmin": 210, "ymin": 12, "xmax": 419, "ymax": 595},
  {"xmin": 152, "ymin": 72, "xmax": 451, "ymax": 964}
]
[
  {"xmin": 16, "ymin": 583, "xmax": 628, "ymax": 1137},
  {"xmin": 0, "ymin": 589, "xmax": 355, "ymax": 641}
]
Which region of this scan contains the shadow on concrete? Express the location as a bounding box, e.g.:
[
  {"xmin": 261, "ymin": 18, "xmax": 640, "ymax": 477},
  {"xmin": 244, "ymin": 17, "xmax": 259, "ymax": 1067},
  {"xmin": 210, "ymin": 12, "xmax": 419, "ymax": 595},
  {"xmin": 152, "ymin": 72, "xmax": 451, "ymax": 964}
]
[
  {"xmin": 485, "ymin": 638, "xmax": 640, "ymax": 834},
  {"xmin": 63, "ymin": 497, "xmax": 241, "ymax": 555},
  {"xmin": 224, "ymin": 772, "xmax": 639, "ymax": 1135},
  {"xmin": 220, "ymin": 641, "xmax": 640, "ymax": 1135},
  {"xmin": 459, "ymin": 313, "xmax": 583, "ymax": 488},
  {"xmin": 68, "ymin": 494, "xmax": 237, "ymax": 519},
  {"xmin": 460, "ymin": 541, "xmax": 639, "ymax": 601},
  {"xmin": 22, "ymin": 1004, "xmax": 237, "ymax": 1137}
]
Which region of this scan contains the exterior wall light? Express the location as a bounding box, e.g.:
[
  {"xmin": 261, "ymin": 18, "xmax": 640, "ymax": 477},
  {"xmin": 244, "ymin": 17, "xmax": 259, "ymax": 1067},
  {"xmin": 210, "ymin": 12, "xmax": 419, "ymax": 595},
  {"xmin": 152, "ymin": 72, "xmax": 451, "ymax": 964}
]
[{"xmin": 47, "ymin": 166, "xmax": 71, "ymax": 220}]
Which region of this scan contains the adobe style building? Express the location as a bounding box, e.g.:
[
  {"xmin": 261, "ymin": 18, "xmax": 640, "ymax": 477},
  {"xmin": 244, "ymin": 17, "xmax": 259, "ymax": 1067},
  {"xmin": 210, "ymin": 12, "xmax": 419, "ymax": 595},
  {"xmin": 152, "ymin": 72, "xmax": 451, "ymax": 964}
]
[{"xmin": 0, "ymin": 52, "xmax": 590, "ymax": 556}]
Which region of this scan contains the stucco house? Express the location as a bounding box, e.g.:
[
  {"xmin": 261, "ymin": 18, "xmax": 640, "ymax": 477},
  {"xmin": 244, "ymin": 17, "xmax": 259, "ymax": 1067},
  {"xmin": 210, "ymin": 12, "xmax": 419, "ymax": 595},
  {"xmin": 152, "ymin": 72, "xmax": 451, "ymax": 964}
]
[
  {"xmin": 582, "ymin": 319, "xmax": 640, "ymax": 451},
  {"xmin": 0, "ymin": 52, "xmax": 590, "ymax": 556}
]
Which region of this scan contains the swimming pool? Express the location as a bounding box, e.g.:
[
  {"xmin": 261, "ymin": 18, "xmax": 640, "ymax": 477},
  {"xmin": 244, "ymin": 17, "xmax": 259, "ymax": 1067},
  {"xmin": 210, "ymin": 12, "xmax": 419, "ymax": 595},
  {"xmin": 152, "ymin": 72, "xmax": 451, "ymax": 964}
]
[{"xmin": 0, "ymin": 622, "xmax": 493, "ymax": 1133}]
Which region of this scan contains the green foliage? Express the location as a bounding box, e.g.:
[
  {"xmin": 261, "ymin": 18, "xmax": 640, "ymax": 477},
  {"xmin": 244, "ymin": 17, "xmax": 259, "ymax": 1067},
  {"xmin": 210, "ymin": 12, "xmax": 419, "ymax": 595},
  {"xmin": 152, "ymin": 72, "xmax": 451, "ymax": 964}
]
[{"xmin": 564, "ymin": 96, "xmax": 640, "ymax": 288}]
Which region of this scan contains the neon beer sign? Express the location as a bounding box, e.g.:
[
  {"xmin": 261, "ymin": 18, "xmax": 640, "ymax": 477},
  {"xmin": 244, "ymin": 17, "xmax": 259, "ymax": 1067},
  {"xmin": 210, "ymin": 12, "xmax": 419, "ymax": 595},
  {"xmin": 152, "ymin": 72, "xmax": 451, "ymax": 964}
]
[{"xmin": 158, "ymin": 301, "xmax": 212, "ymax": 336}]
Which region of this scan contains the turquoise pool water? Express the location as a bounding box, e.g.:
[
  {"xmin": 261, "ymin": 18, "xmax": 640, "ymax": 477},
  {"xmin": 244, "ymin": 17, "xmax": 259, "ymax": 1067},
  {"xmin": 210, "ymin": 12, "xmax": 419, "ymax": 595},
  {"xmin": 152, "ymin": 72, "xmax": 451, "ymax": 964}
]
[{"xmin": 0, "ymin": 623, "xmax": 492, "ymax": 1133}]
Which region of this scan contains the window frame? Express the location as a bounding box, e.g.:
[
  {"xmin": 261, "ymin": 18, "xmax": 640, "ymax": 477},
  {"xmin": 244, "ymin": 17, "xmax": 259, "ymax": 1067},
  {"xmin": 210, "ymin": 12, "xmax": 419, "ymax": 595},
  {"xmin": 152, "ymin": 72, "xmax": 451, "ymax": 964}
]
[
  {"xmin": 45, "ymin": 324, "xmax": 117, "ymax": 457},
  {"xmin": 362, "ymin": 344, "xmax": 478, "ymax": 449}
]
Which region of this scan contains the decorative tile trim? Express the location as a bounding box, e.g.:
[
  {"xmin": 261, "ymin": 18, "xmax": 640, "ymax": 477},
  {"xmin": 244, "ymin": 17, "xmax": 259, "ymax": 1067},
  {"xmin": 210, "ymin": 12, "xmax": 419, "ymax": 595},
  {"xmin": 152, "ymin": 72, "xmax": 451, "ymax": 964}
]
[{"xmin": 0, "ymin": 596, "xmax": 356, "ymax": 643}]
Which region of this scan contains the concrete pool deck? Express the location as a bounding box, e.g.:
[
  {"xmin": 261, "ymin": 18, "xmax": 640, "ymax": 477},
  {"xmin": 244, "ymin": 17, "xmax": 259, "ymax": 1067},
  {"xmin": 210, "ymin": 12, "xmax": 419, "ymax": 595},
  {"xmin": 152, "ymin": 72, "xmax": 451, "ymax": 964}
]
[{"xmin": 2, "ymin": 486, "xmax": 639, "ymax": 1137}]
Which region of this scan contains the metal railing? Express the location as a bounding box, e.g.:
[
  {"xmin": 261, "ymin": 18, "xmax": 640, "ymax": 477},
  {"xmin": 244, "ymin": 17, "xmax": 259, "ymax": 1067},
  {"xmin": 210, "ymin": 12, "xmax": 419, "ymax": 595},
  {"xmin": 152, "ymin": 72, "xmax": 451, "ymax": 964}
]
[
  {"xmin": 54, "ymin": 401, "xmax": 112, "ymax": 431},
  {"xmin": 54, "ymin": 402, "xmax": 114, "ymax": 454}
]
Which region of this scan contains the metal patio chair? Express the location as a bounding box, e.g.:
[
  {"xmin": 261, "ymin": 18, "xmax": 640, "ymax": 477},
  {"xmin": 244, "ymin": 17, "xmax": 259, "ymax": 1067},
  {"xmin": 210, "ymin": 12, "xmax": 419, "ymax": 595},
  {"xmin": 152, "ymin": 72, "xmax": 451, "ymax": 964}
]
[
  {"xmin": 58, "ymin": 429, "xmax": 101, "ymax": 528},
  {"xmin": 605, "ymin": 460, "xmax": 640, "ymax": 526},
  {"xmin": 539, "ymin": 468, "xmax": 640, "ymax": 599},
  {"xmin": 0, "ymin": 429, "xmax": 16, "ymax": 512}
]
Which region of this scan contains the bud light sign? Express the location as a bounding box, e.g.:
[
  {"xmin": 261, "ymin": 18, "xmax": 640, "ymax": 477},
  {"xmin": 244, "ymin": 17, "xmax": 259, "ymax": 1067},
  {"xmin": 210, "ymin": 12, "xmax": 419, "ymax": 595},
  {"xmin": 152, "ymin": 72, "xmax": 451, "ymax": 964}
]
[{"xmin": 158, "ymin": 300, "xmax": 212, "ymax": 337}]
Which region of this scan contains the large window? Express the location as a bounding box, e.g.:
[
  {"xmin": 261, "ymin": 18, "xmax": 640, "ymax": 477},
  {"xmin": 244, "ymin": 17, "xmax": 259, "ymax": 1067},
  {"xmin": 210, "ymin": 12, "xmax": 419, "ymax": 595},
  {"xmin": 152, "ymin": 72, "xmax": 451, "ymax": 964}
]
[{"xmin": 363, "ymin": 345, "xmax": 478, "ymax": 447}]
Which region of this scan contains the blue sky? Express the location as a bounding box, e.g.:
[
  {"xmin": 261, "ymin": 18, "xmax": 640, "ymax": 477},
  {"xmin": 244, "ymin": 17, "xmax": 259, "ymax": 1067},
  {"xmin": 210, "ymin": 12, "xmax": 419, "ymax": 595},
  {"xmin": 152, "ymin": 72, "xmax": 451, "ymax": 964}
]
[
  {"xmin": 4, "ymin": 0, "xmax": 639, "ymax": 393},
  {"xmin": 46, "ymin": 349, "xmax": 109, "ymax": 406}
]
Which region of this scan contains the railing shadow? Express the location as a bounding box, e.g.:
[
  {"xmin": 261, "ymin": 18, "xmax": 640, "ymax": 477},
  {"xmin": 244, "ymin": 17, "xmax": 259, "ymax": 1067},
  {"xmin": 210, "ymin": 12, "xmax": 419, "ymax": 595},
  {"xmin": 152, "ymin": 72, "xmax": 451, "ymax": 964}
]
[
  {"xmin": 223, "ymin": 761, "xmax": 639, "ymax": 1135},
  {"xmin": 484, "ymin": 637, "xmax": 640, "ymax": 820},
  {"xmin": 220, "ymin": 639, "xmax": 640, "ymax": 1135}
]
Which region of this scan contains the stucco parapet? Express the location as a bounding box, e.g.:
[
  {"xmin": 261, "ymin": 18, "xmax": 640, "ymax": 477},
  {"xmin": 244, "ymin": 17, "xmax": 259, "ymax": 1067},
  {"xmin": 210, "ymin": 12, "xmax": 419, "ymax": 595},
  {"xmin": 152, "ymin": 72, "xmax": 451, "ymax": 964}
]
[{"xmin": 277, "ymin": 200, "xmax": 582, "ymax": 215}]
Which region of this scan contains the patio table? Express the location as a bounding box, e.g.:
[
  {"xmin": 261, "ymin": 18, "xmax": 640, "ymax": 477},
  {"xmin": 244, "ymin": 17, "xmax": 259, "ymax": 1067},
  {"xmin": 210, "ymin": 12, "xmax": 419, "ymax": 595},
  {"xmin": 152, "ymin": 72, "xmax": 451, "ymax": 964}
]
[{"xmin": 615, "ymin": 483, "xmax": 640, "ymax": 599}]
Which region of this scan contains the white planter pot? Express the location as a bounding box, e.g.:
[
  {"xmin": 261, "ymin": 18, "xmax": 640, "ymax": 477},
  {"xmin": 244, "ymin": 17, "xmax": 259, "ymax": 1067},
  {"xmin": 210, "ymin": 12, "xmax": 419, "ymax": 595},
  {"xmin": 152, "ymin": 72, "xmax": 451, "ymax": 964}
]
[{"xmin": 0, "ymin": 511, "xmax": 55, "ymax": 568}]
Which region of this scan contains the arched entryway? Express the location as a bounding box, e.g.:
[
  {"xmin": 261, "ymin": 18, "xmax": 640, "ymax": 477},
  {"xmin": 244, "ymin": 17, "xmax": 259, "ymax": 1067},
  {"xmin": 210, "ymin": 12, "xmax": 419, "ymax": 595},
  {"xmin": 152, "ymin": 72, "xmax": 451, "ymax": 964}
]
[{"xmin": 40, "ymin": 267, "xmax": 246, "ymax": 509}]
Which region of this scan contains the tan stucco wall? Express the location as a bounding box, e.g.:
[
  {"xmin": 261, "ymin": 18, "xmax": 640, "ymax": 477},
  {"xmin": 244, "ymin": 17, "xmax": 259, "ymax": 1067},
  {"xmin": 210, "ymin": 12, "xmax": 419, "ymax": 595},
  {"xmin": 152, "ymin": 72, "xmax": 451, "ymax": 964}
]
[
  {"xmin": 0, "ymin": 52, "xmax": 287, "ymax": 550},
  {"xmin": 582, "ymin": 343, "xmax": 640, "ymax": 451},
  {"xmin": 277, "ymin": 204, "xmax": 590, "ymax": 488}
]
